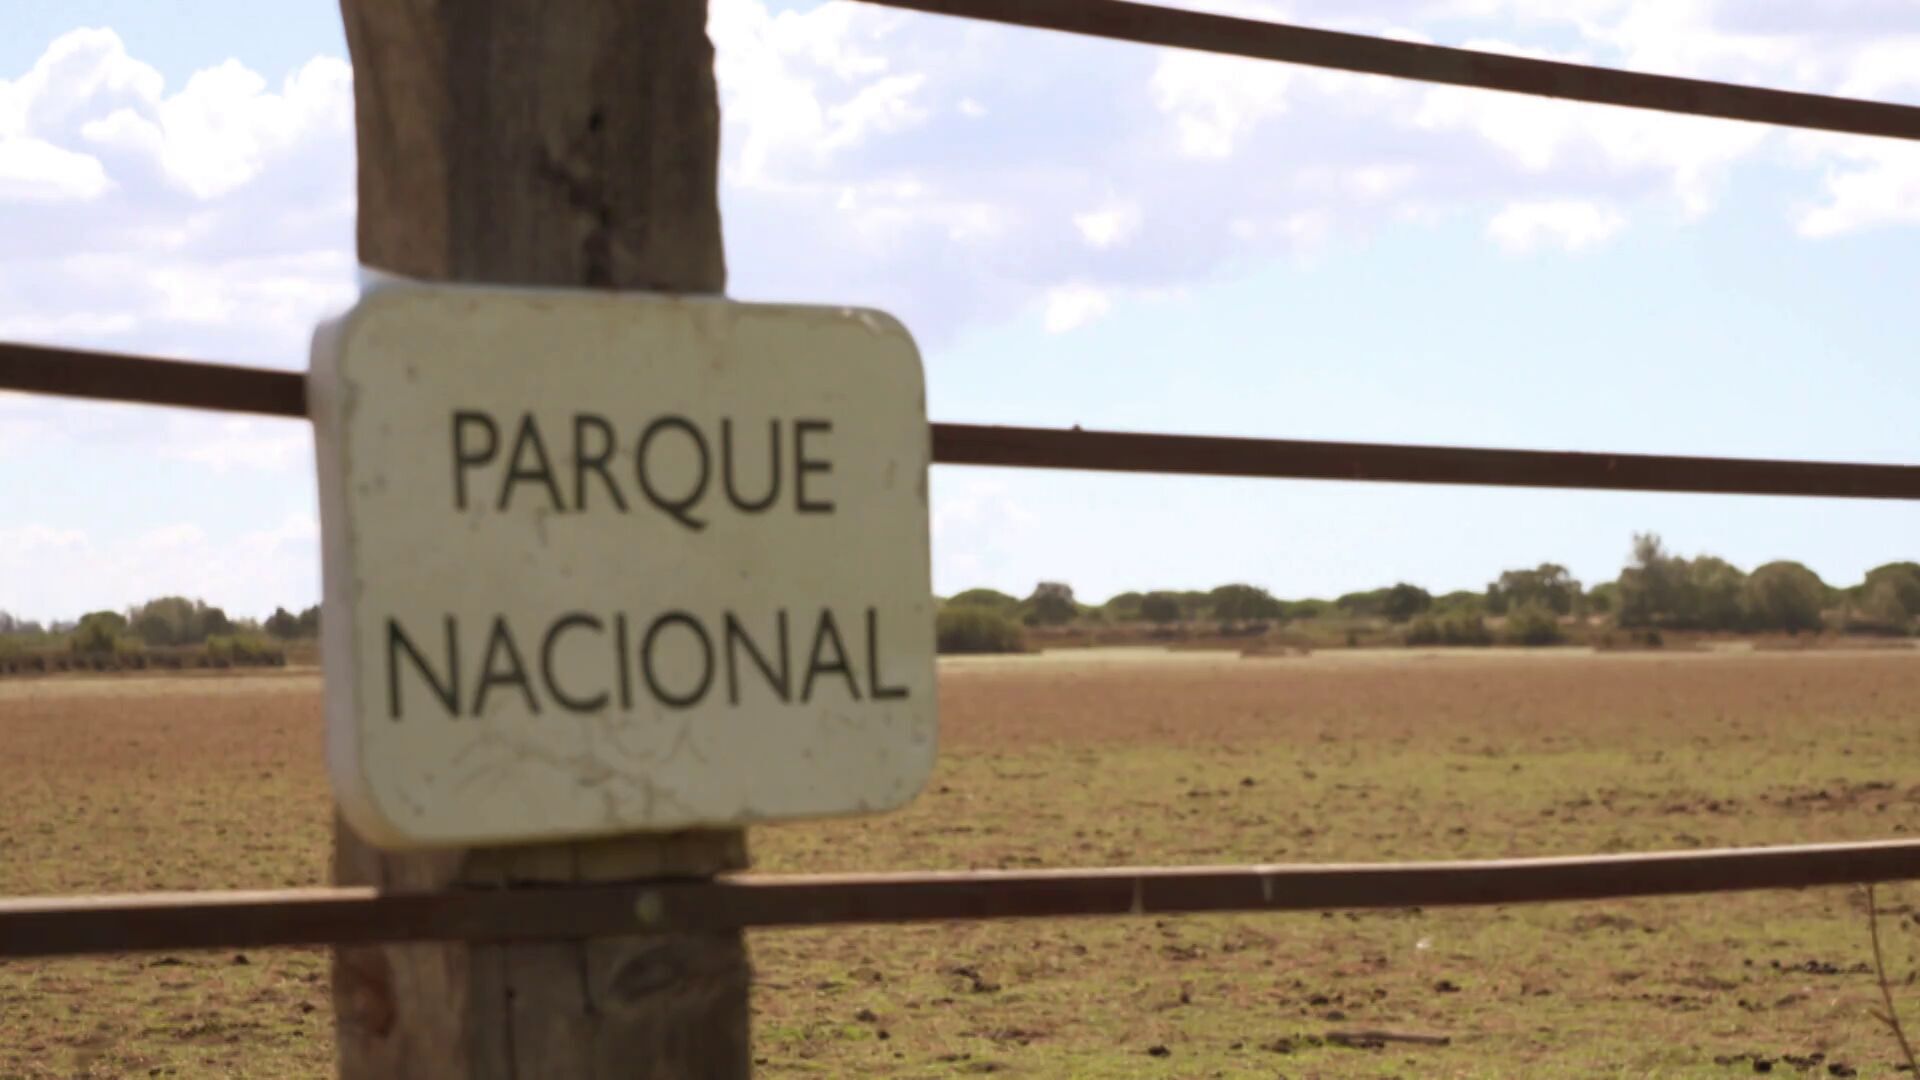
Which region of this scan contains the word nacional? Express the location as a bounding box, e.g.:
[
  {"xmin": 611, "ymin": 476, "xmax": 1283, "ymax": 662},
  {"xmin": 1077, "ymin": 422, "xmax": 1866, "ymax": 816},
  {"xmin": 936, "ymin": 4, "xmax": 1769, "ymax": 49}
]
[
  {"xmin": 311, "ymin": 285, "xmax": 936, "ymax": 847},
  {"xmin": 384, "ymin": 604, "xmax": 909, "ymax": 720}
]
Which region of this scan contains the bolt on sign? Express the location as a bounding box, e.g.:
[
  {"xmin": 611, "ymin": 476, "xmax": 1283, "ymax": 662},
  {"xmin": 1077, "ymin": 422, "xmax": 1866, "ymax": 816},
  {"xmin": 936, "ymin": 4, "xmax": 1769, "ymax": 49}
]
[{"xmin": 309, "ymin": 285, "xmax": 937, "ymax": 849}]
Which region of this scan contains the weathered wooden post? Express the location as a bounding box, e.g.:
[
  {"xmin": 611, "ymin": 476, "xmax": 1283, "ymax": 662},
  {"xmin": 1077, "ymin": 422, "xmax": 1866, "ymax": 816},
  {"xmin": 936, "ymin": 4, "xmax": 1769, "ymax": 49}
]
[{"xmin": 330, "ymin": 2, "xmax": 747, "ymax": 1074}]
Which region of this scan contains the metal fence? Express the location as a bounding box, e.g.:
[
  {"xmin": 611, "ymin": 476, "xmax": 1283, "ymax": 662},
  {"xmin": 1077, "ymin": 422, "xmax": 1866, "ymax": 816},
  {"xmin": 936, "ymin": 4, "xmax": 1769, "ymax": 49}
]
[{"xmin": 4, "ymin": 0, "xmax": 1920, "ymax": 961}]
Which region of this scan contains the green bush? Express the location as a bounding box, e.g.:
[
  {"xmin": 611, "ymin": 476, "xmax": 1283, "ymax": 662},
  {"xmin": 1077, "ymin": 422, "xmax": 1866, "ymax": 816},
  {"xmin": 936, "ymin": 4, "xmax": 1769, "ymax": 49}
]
[
  {"xmin": 1429, "ymin": 591, "xmax": 1486, "ymax": 618},
  {"xmin": 1140, "ymin": 592, "xmax": 1182, "ymax": 626},
  {"xmin": 936, "ymin": 607, "xmax": 1025, "ymax": 654},
  {"xmin": 1020, "ymin": 582, "xmax": 1077, "ymax": 627},
  {"xmin": 1598, "ymin": 628, "xmax": 1663, "ymax": 650},
  {"xmin": 1502, "ymin": 604, "xmax": 1565, "ymax": 646},
  {"xmin": 1209, "ymin": 584, "xmax": 1282, "ymax": 624},
  {"xmin": 1743, "ymin": 561, "xmax": 1827, "ymax": 634},
  {"xmin": 1406, "ymin": 614, "xmax": 1493, "ymax": 647},
  {"xmin": 71, "ymin": 611, "xmax": 127, "ymax": 655},
  {"xmin": 945, "ymin": 588, "xmax": 1021, "ymax": 616},
  {"xmin": 1444, "ymin": 615, "xmax": 1493, "ymax": 646},
  {"xmin": 243, "ymin": 634, "xmax": 285, "ymax": 666},
  {"xmin": 204, "ymin": 634, "xmax": 287, "ymax": 667}
]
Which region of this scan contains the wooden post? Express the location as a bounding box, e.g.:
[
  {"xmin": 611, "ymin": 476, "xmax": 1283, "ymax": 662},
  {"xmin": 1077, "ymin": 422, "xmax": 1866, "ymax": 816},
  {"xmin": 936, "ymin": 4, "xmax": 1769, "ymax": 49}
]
[{"xmin": 330, "ymin": 2, "xmax": 750, "ymax": 1076}]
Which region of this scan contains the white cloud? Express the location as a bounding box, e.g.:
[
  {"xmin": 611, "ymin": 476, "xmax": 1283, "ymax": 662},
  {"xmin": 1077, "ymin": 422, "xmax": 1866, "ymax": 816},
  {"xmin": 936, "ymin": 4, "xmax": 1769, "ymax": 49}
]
[
  {"xmin": 821, "ymin": 71, "xmax": 929, "ymax": 154},
  {"xmin": 0, "ymin": 308, "xmax": 136, "ymax": 339},
  {"xmin": 930, "ymin": 476, "xmax": 1041, "ymax": 595},
  {"xmin": 1042, "ymin": 284, "xmax": 1113, "ymax": 333},
  {"xmin": 5, "ymin": 29, "xmax": 351, "ymax": 203},
  {"xmin": 0, "ymin": 524, "xmax": 87, "ymax": 561},
  {"xmin": 709, "ymin": 0, "xmax": 915, "ymax": 187},
  {"xmin": 1796, "ymin": 141, "xmax": 1920, "ymax": 238},
  {"xmin": 1833, "ymin": 36, "xmax": 1920, "ymax": 100},
  {"xmin": 0, "ymin": 136, "xmax": 110, "ymax": 200},
  {"xmin": 158, "ymin": 416, "xmax": 313, "ymax": 473},
  {"xmin": 2, "ymin": 27, "xmax": 163, "ymax": 135},
  {"xmin": 1151, "ymin": 51, "xmax": 1294, "ymax": 159},
  {"xmin": 1487, "ymin": 198, "xmax": 1625, "ymax": 252},
  {"xmin": 706, "ymin": 0, "xmax": 1920, "ymax": 348},
  {"xmin": 0, "ymin": 29, "xmax": 355, "ymax": 362},
  {"xmin": 1409, "ymin": 39, "xmax": 1768, "ymax": 215},
  {"xmin": 1073, "ymin": 200, "xmax": 1141, "ymax": 249},
  {"xmin": 0, "ymin": 515, "xmax": 319, "ymax": 620}
]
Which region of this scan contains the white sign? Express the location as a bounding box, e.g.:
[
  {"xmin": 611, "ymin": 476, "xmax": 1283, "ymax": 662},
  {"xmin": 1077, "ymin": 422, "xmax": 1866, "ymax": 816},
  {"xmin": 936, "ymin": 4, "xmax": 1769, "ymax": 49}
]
[{"xmin": 309, "ymin": 284, "xmax": 936, "ymax": 849}]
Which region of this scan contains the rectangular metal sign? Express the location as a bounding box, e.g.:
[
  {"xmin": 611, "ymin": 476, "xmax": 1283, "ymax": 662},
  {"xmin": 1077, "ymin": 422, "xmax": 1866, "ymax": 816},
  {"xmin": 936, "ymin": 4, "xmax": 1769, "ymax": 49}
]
[{"xmin": 309, "ymin": 284, "xmax": 936, "ymax": 849}]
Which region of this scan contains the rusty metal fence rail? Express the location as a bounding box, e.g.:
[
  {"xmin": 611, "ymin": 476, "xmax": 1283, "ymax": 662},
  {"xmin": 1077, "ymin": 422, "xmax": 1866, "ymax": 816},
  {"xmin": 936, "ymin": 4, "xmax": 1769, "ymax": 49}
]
[
  {"xmin": 8, "ymin": 842, "xmax": 1920, "ymax": 959},
  {"xmin": 860, "ymin": 0, "xmax": 1920, "ymax": 141},
  {"xmin": 10, "ymin": 340, "xmax": 1920, "ymax": 500},
  {"xmin": 4, "ymin": 0, "xmax": 1920, "ymax": 961}
]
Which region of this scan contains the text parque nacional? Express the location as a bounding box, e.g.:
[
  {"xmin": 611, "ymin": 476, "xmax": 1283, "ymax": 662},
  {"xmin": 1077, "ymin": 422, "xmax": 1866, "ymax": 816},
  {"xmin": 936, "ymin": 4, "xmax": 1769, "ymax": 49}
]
[{"xmin": 385, "ymin": 408, "xmax": 912, "ymax": 720}]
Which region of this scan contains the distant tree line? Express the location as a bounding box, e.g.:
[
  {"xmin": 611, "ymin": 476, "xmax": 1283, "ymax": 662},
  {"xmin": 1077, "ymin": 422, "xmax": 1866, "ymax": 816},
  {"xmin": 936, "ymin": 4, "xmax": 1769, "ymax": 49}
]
[
  {"xmin": 0, "ymin": 611, "xmax": 52, "ymax": 637},
  {"xmin": 1, "ymin": 598, "xmax": 322, "ymax": 669},
  {"xmin": 937, "ymin": 532, "xmax": 1920, "ymax": 651}
]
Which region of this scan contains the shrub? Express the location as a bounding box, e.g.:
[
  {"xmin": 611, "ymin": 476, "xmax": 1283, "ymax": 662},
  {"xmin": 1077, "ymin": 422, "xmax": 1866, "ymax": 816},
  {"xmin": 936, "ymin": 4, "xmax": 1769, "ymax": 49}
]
[
  {"xmin": 1406, "ymin": 614, "xmax": 1493, "ymax": 647},
  {"xmin": 264, "ymin": 606, "xmax": 302, "ymax": 639},
  {"xmin": 1442, "ymin": 615, "xmax": 1494, "ymax": 646},
  {"xmin": 239, "ymin": 634, "xmax": 286, "ymax": 666},
  {"xmin": 71, "ymin": 611, "xmax": 126, "ymax": 655},
  {"xmin": 1021, "ymin": 582, "xmax": 1077, "ymax": 627},
  {"xmin": 203, "ymin": 634, "xmax": 287, "ymax": 667},
  {"xmin": 1744, "ymin": 561, "xmax": 1827, "ymax": 634},
  {"xmin": 945, "ymin": 588, "xmax": 1021, "ymax": 616},
  {"xmin": 1381, "ymin": 583, "xmax": 1434, "ymax": 623},
  {"xmin": 1430, "ymin": 591, "xmax": 1486, "ymax": 618},
  {"xmin": 1209, "ymin": 584, "xmax": 1282, "ymax": 624},
  {"xmin": 936, "ymin": 608, "xmax": 1025, "ymax": 654},
  {"xmin": 1596, "ymin": 628, "xmax": 1664, "ymax": 651},
  {"xmin": 129, "ymin": 596, "xmax": 236, "ymax": 647},
  {"xmin": 1140, "ymin": 593, "xmax": 1182, "ymax": 626},
  {"xmin": 1844, "ymin": 576, "xmax": 1916, "ymax": 636},
  {"xmin": 1502, "ymin": 604, "xmax": 1565, "ymax": 646}
]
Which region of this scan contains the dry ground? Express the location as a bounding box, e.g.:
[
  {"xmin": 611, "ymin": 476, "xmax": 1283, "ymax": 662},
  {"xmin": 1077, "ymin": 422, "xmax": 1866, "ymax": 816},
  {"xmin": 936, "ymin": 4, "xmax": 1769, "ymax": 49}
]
[{"xmin": 3, "ymin": 650, "xmax": 1919, "ymax": 1077}]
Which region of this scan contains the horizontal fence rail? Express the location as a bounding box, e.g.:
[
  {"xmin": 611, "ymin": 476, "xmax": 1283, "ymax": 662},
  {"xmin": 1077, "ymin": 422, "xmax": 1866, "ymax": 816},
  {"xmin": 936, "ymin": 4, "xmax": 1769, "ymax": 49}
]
[
  {"xmin": 5, "ymin": 341, "xmax": 1919, "ymax": 499},
  {"xmin": 7, "ymin": 840, "xmax": 1920, "ymax": 959},
  {"xmin": 0, "ymin": 341, "xmax": 307, "ymax": 417},
  {"xmin": 859, "ymin": 0, "xmax": 1920, "ymax": 143},
  {"xmin": 934, "ymin": 425, "xmax": 1920, "ymax": 499}
]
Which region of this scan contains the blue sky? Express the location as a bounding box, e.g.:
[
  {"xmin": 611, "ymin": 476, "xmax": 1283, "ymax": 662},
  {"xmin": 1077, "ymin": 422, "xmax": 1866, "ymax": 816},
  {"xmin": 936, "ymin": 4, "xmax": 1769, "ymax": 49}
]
[{"xmin": 3, "ymin": 0, "xmax": 1918, "ymax": 621}]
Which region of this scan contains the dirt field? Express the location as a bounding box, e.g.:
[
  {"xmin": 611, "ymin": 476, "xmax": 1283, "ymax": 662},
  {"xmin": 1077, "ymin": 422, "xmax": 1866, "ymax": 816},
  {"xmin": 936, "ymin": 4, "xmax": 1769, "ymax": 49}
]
[{"xmin": 3, "ymin": 649, "xmax": 1919, "ymax": 1077}]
